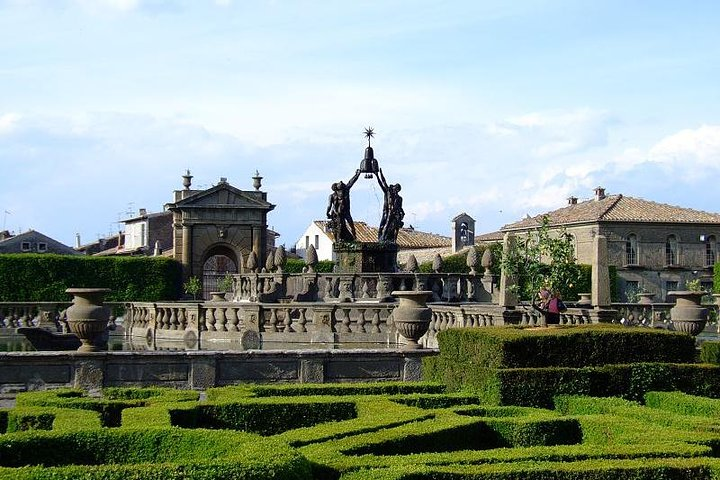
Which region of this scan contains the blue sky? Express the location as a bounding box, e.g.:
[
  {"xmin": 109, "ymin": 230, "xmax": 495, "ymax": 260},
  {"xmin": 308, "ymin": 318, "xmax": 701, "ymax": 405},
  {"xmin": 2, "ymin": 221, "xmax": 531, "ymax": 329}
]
[{"xmin": 1, "ymin": 0, "xmax": 719, "ymax": 247}]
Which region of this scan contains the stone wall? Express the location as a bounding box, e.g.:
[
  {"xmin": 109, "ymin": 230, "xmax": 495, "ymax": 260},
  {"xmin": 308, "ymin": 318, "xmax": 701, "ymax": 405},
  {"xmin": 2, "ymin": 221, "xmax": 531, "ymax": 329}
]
[{"xmin": 0, "ymin": 349, "xmax": 434, "ymax": 393}]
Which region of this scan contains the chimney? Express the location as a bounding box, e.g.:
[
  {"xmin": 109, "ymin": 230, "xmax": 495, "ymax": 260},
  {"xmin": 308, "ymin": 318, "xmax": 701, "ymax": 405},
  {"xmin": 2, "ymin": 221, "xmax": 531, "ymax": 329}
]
[
  {"xmin": 75, "ymin": 233, "xmax": 81, "ymax": 249},
  {"xmin": 567, "ymin": 196, "xmax": 578, "ymax": 205},
  {"xmin": 593, "ymin": 186, "xmax": 606, "ymax": 201},
  {"xmin": 139, "ymin": 208, "xmax": 147, "ymax": 216}
]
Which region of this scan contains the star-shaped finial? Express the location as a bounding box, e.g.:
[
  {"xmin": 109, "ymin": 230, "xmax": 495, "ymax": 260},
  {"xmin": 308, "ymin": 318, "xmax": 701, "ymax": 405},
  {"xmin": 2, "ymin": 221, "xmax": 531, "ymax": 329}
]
[{"xmin": 363, "ymin": 126, "xmax": 375, "ymax": 146}]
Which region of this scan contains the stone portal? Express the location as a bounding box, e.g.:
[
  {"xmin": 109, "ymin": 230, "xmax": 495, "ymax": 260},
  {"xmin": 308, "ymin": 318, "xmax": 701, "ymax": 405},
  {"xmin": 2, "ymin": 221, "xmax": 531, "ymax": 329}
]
[{"xmin": 166, "ymin": 173, "xmax": 275, "ymax": 283}]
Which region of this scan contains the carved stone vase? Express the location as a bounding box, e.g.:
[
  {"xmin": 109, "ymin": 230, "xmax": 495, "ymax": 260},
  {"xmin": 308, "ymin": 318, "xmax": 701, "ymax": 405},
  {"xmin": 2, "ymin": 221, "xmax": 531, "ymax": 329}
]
[
  {"xmin": 209, "ymin": 291, "xmax": 227, "ymax": 302},
  {"xmin": 637, "ymin": 292, "xmax": 655, "ymax": 305},
  {"xmin": 576, "ymin": 293, "xmax": 592, "ymax": 307},
  {"xmin": 65, "ymin": 288, "xmax": 111, "ymax": 352},
  {"xmin": 391, "ymin": 290, "xmax": 432, "ymax": 350},
  {"xmin": 669, "ymin": 290, "xmax": 707, "ymax": 336}
]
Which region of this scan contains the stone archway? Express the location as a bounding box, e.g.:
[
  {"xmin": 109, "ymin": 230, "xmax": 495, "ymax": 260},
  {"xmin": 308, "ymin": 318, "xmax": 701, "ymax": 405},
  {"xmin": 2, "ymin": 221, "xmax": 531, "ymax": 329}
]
[{"xmin": 201, "ymin": 244, "xmax": 238, "ymax": 300}]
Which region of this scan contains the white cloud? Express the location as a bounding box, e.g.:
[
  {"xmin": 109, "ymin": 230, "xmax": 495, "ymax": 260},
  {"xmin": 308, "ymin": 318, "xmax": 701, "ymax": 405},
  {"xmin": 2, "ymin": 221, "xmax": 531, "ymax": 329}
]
[
  {"xmin": 0, "ymin": 113, "xmax": 19, "ymax": 134},
  {"xmin": 73, "ymin": 0, "xmax": 139, "ymax": 13},
  {"xmin": 489, "ymin": 109, "xmax": 612, "ymax": 159},
  {"xmin": 648, "ymin": 125, "xmax": 720, "ymax": 169}
]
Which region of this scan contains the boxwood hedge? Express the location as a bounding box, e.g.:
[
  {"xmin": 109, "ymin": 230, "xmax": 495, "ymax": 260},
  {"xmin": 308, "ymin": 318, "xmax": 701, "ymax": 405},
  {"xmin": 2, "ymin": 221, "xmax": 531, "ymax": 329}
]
[{"xmin": 0, "ymin": 253, "xmax": 182, "ymax": 301}]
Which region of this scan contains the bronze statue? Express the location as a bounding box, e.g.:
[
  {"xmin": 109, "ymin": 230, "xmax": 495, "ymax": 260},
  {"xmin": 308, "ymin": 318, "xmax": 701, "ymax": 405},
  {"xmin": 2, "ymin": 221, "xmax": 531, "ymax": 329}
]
[
  {"xmin": 377, "ymin": 168, "xmax": 404, "ymax": 243},
  {"xmin": 327, "ymin": 169, "xmax": 361, "ymax": 242}
]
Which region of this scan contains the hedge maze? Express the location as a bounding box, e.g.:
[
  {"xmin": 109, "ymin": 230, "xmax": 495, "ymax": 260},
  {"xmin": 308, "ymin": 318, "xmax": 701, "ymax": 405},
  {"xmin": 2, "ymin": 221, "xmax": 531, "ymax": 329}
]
[{"xmin": 3, "ymin": 326, "xmax": 720, "ymax": 479}]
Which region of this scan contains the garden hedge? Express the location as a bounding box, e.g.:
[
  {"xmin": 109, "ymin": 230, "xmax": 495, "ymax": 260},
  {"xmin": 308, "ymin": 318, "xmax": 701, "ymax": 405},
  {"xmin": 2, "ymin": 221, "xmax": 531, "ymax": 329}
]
[
  {"xmin": 701, "ymin": 341, "xmax": 720, "ymax": 365},
  {"xmin": 425, "ymin": 361, "xmax": 720, "ymax": 407},
  {"xmin": 429, "ymin": 325, "xmax": 696, "ymax": 369},
  {"xmin": 0, "ymin": 428, "xmax": 311, "ymax": 480},
  {"xmin": 0, "ymin": 253, "xmax": 182, "ymax": 301},
  {"xmin": 7, "ymin": 385, "xmax": 720, "ymax": 479}
]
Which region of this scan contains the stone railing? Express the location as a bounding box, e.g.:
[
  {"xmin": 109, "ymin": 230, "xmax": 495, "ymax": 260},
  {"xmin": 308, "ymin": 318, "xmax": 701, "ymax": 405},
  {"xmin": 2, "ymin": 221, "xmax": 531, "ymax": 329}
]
[
  {"xmin": 125, "ymin": 301, "xmax": 397, "ymax": 345},
  {"xmin": 0, "ymin": 302, "xmax": 125, "ymax": 332},
  {"xmin": 421, "ymin": 303, "xmax": 597, "ymax": 348},
  {"xmin": 231, "ymin": 272, "xmax": 494, "ymax": 304},
  {"xmin": 611, "ymin": 302, "xmax": 720, "ymax": 330}
]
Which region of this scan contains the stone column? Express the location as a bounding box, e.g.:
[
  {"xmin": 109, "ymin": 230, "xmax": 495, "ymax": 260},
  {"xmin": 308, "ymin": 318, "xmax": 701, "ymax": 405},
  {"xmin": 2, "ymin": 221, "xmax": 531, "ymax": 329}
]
[
  {"xmin": 592, "ymin": 234, "xmax": 611, "ymax": 308},
  {"xmin": 251, "ymin": 226, "xmax": 262, "ymax": 261},
  {"xmin": 182, "ymin": 224, "xmax": 192, "ymax": 277},
  {"xmin": 498, "ymin": 233, "xmax": 518, "ymax": 307}
]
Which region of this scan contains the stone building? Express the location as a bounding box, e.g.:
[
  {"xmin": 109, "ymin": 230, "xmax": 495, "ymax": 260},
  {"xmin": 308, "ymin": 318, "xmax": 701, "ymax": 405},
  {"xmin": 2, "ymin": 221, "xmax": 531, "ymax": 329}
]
[
  {"xmin": 121, "ymin": 209, "xmax": 174, "ymax": 256},
  {"xmin": 500, "ymin": 187, "xmax": 720, "ymax": 301},
  {"xmin": 294, "ymin": 220, "xmax": 451, "ymax": 264},
  {"xmin": 0, "ymin": 229, "xmax": 79, "ymax": 255}
]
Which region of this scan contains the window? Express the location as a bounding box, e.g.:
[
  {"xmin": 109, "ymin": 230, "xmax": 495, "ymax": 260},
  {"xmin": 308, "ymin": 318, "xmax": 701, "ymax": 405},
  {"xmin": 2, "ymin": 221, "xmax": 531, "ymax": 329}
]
[
  {"xmin": 706, "ymin": 235, "xmax": 717, "ymax": 267},
  {"xmin": 665, "ymin": 281, "xmax": 679, "ymax": 292},
  {"xmin": 21, "ymin": 241, "xmax": 30, "ymax": 252},
  {"xmin": 37, "ymin": 242, "xmax": 47, "ymax": 253},
  {"xmin": 701, "ymin": 281, "xmax": 714, "ymax": 292},
  {"xmin": 305, "ymin": 236, "xmax": 309, "ymax": 249},
  {"xmin": 625, "ymin": 234, "xmax": 638, "ymax": 265},
  {"xmin": 140, "ymin": 224, "xmax": 147, "ymax": 247},
  {"xmin": 665, "ymin": 235, "xmax": 678, "ymax": 266},
  {"xmin": 314, "ymin": 235, "xmax": 319, "ymax": 249}
]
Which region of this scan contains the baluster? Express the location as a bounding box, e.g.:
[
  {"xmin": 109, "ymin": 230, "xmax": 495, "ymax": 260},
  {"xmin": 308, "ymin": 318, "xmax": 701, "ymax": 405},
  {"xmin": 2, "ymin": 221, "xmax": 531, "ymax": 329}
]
[
  {"xmin": 156, "ymin": 307, "xmax": 166, "ymax": 330},
  {"xmin": 227, "ymin": 308, "xmax": 240, "ymax": 332},
  {"xmin": 297, "ymin": 308, "xmax": 307, "ymax": 333},
  {"xmin": 216, "ymin": 306, "xmax": 227, "ymax": 332},
  {"xmin": 169, "ymin": 308, "xmax": 179, "ymax": 330},
  {"xmin": 361, "ymin": 279, "xmax": 371, "ymax": 299},
  {"xmin": 205, "ymin": 307, "xmax": 217, "ymax": 332},
  {"xmin": 371, "ymin": 309, "xmax": 381, "ymax": 333},
  {"xmin": 357, "ymin": 309, "xmax": 367, "ymax": 333},
  {"xmin": 324, "ymin": 277, "xmax": 334, "ymax": 301},
  {"xmin": 178, "ymin": 308, "xmax": 187, "ymax": 329},
  {"xmin": 340, "ymin": 308, "xmax": 351, "ymax": 333},
  {"xmin": 283, "ymin": 308, "xmax": 293, "ymax": 332},
  {"xmin": 268, "ymin": 308, "xmax": 279, "ymax": 332}
]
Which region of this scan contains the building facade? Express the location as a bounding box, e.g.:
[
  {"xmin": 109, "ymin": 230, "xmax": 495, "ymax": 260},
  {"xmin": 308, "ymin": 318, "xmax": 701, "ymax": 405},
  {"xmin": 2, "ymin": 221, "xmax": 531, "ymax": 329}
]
[
  {"xmin": 501, "ymin": 187, "xmax": 720, "ymax": 301},
  {"xmin": 0, "ymin": 230, "xmax": 79, "ymax": 255}
]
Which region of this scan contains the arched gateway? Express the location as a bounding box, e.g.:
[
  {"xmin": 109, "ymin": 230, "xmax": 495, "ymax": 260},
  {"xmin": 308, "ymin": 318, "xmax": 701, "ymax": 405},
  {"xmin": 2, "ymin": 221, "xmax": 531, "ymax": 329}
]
[{"xmin": 166, "ymin": 173, "xmax": 275, "ymax": 298}]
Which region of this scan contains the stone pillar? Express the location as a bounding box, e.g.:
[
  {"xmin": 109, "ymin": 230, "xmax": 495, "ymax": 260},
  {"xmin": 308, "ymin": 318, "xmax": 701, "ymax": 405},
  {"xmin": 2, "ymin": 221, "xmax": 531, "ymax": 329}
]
[
  {"xmin": 592, "ymin": 234, "xmax": 611, "ymax": 308},
  {"xmin": 310, "ymin": 304, "xmax": 335, "ymax": 343},
  {"xmin": 251, "ymin": 226, "xmax": 262, "ymax": 260},
  {"xmin": 498, "ymin": 233, "xmax": 518, "ymax": 307},
  {"xmin": 182, "ymin": 224, "xmax": 192, "ymax": 277}
]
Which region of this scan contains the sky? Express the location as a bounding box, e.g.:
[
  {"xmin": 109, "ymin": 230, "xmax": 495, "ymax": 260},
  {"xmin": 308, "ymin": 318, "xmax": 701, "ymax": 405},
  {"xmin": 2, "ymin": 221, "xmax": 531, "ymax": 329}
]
[{"xmin": 1, "ymin": 0, "xmax": 719, "ymax": 248}]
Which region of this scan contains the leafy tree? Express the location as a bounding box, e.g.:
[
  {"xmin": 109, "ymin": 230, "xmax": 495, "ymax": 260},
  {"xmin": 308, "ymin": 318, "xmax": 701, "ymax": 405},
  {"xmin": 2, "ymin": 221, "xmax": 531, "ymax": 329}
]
[{"xmin": 500, "ymin": 216, "xmax": 583, "ymax": 301}]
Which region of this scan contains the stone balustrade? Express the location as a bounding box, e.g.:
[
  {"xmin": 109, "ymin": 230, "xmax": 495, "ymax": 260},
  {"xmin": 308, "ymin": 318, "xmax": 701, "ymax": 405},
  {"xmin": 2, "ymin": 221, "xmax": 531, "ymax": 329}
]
[
  {"xmin": 125, "ymin": 301, "xmax": 397, "ymax": 345},
  {"xmin": 0, "ymin": 302, "xmax": 124, "ymax": 333},
  {"xmin": 231, "ymin": 272, "xmax": 494, "ymax": 304}
]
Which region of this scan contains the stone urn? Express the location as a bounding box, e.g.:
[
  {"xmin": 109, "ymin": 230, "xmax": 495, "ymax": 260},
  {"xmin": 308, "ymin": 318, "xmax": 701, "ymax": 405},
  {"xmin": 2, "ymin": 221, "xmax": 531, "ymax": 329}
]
[
  {"xmin": 668, "ymin": 290, "xmax": 707, "ymax": 336},
  {"xmin": 209, "ymin": 291, "xmax": 227, "ymax": 302},
  {"xmin": 65, "ymin": 288, "xmax": 111, "ymax": 352},
  {"xmin": 637, "ymin": 292, "xmax": 655, "ymax": 305},
  {"xmin": 391, "ymin": 290, "xmax": 432, "ymax": 350},
  {"xmin": 576, "ymin": 293, "xmax": 592, "ymax": 307}
]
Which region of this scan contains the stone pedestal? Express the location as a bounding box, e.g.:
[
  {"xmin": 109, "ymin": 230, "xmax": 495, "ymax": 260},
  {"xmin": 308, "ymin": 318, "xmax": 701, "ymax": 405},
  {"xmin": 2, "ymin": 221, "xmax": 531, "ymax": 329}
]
[{"xmin": 334, "ymin": 242, "xmax": 398, "ymax": 273}]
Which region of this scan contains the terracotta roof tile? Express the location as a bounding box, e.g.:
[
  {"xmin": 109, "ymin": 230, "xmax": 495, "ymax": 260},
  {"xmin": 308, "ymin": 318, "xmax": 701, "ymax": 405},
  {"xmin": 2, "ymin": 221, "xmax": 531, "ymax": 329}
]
[
  {"xmin": 314, "ymin": 221, "xmax": 450, "ymax": 249},
  {"xmin": 502, "ymin": 194, "xmax": 720, "ymax": 231}
]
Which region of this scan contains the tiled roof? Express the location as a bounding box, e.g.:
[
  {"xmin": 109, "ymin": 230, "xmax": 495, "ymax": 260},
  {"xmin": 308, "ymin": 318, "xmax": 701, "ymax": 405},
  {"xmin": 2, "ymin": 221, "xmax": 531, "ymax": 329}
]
[
  {"xmin": 314, "ymin": 221, "xmax": 451, "ymax": 249},
  {"xmin": 502, "ymin": 194, "xmax": 720, "ymax": 231},
  {"xmin": 474, "ymin": 230, "xmax": 504, "ymax": 243}
]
